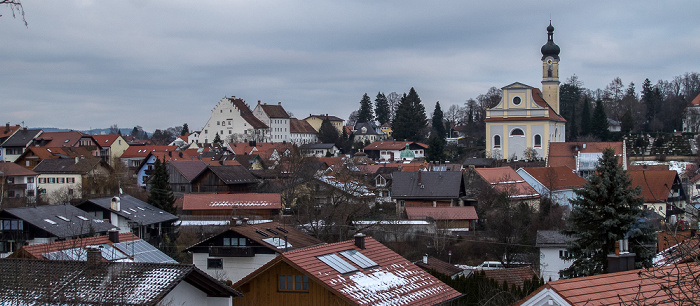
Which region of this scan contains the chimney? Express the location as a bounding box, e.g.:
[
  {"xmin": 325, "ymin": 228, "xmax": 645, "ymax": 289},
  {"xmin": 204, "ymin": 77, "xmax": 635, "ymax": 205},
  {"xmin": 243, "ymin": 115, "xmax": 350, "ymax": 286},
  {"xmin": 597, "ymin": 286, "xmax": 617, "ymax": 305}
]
[
  {"xmin": 243, "ymin": 217, "xmax": 250, "ymax": 225},
  {"xmin": 86, "ymin": 246, "xmax": 102, "ymax": 269},
  {"xmin": 423, "ymin": 254, "xmax": 428, "ymax": 264},
  {"xmin": 5, "ymin": 123, "xmax": 8, "ymax": 133},
  {"xmin": 608, "ymin": 239, "xmax": 635, "ymax": 273},
  {"xmin": 354, "ymin": 233, "xmax": 366, "ymax": 249},
  {"xmin": 278, "ymin": 101, "xmax": 281, "ymax": 105},
  {"xmin": 108, "ymin": 229, "xmax": 119, "ymax": 243},
  {"xmin": 110, "ymin": 196, "xmax": 121, "ymax": 212}
]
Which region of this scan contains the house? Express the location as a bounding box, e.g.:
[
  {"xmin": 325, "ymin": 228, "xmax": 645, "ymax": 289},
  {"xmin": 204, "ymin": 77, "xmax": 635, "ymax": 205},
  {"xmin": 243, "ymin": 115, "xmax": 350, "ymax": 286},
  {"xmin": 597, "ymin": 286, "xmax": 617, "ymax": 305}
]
[
  {"xmin": 290, "ymin": 118, "xmax": 318, "ymax": 145},
  {"xmin": 629, "ymin": 169, "xmax": 689, "ymax": 221},
  {"xmin": 415, "ymin": 254, "xmax": 466, "ymax": 279},
  {"xmin": 8, "ymin": 231, "xmax": 177, "ymax": 263},
  {"xmin": 516, "ymin": 166, "xmax": 587, "ymax": 208},
  {"xmin": 546, "ymin": 141, "xmax": 626, "ymax": 179},
  {"xmin": 362, "ymin": 140, "xmax": 428, "ymax": 162},
  {"xmin": 0, "ymin": 161, "xmax": 38, "ymax": 206},
  {"xmin": 165, "ymin": 160, "xmax": 208, "ymax": 194},
  {"xmin": 372, "ymin": 166, "xmax": 400, "ymax": 203},
  {"xmin": 14, "ymin": 146, "xmax": 94, "ymax": 170},
  {"xmin": 119, "ymin": 145, "xmax": 179, "ymax": 169},
  {"xmin": 253, "ymin": 101, "xmax": 291, "ymax": 143},
  {"xmin": 517, "ymin": 262, "xmax": 700, "ymax": 305},
  {"xmin": 535, "ymin": 230, "xmax": 574, "ymax": 282},
  {"xmin": 379, "ymin": 123, "xmax": 392, "ymax": 138},
  {"xmin": 352, "ymin": 122, "xmax": 385, "ymax": 144},
  {"xmin": 391, "ymin": 171, "xmax": 467, "ymax": 216},
  {"xmin": 473, "ymin": 166, "xmax": 541, "ymax": 207},
  {"xmin": 227, "ymin": 141, "xmax": 293, "ymax": 168},
  {"xmin": 0, "ymin": 124, "xmax": 21, "ymax": 161},
  {"xmin": 32, "ymin": 131, "xmax": 98, "ymax": 154},
  {"xmin": 184, "ymin": 220, "xmax": 324, "ymax": 283},
  {"xmin": 33, "ymin": 157, "xmax": 114, "ymax": 204},
  {"xmin": 300, "ymin": 143, "xmax": 339, "ymax": 157},
  {"xmin": 191, "ymin": 165, "xmax": 259, "ymax": 193},
  {"xmin": 77, "ymin": 195, "xmax": 178, "ymax": 241},
  {"xmin": 0, "ymin": 257, "xmax": 241, "ymax": 305},
  {"xmin": 182, "ymin": 193, "xmax": 282, "ymax": 220},
  {"xmin": 136, "ymin": 150, "xmax": 201, "ymax": 187},
  {"xmin": 304, "ymin": 114, "xmax": 345, "ymax": 134},
  {"xmin": 92, "ymin": 134, "xmax": 129, "ymax": 166},
  {"xmin": 682, "ymin": 93, "xmax": 700, "ymax": 133},
  {"xmin": 405, "ymin": 206, "xmax": 478, "ymax": 231},
  {"xmin": 232, "ymin": 234, "xmax": 462, "ymax": 305},
  {"xmin": 485, "ymin": 23, "xmax": 566, "ymax": 161},
  {"xmin": 200, "ymin": 96, "xmax": 269, "ymax": 144},
  {"xmin": 0, "ymin": 204, "xmax": 116, "ymax": 256},
  {"xmin": 1, "ymin": 128, "xmax": 42, "ymax": 162}
]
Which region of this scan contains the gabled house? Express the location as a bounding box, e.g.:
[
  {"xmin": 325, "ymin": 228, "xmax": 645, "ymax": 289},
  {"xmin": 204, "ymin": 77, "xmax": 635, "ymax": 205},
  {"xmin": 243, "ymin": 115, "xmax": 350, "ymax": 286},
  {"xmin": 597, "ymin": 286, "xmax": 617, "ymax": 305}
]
[
  {"xmin": 8, "ymin": 231, "xmax": 177, "ymax": 264},
  {"xmin": 414, "ymin": 254, "xmax": 466, "ymax": 279},
  {"xmin": 33, "ymin": 157, "xmax": 114, "ymax": 204},
  {"xmin": 391, "ymin": 171, "xmax": 466, "ymax": 215},
  {"xmin": 362, "ymin": 140, "xmax": 428, "ymax": 162},
  {"xmin": 405, "ymin": 206, "xmax": 478, "ymax": 231},
  {"xmin": 683, "ymin": 93, "xmax": 700, "ymax": 133},
  {"xmin": 535, "ymin": 230, "xmax": 575, "ymax": 282},
  {"xmin": 184, "ymin": 220, "xmax": 324, "ymax": 283},
  {"xmin": 14, "ymin": 146, "xmax": 94, "ymax": 170},
  {"xmin": 304, "ymin": 114, "xmax": 344, "ymax": 134},
  {"xmin": 352, "ymin": 122, "xmax": 385, "ymax": 144},
  {"xmin": 77, "ymin": 195, "xmax": 178, "ymax": 241},
  {"xmin": 0, "ymin": 258, "xmax": 241, "ymax": 305},
  {"xmin": 165, "ymin": 160, "xmax": 208, "ymax": 194},
  {"xmin": 135, "ymin": 149, "xmax": 200, "ymax": 187},
  {"xmin": 1, "ymin": 128, "xmax": 42, "ymax": 162},
  {"xmin": 232, "ymin": 234, "xmax": 462, "ymax": 305},
  {"xmin": 472, "ymin": 166, "xmax": 541, "ymax": 207},
  {"xmin": 546, "ymin": 142, "xmax": 626, "ymax": 179},
  {"xmin": 289, "ymin": 118, "xmax": 318, "ymax": 145},
  {"xmin": 629, "ymin": 169, "xmax": 689, "ymax": 221},
  {"xmin": 119, "ymin": 145, "xmax": 179, "ymax": 169},
  {"xmin": 32, "ymin": 131, "xmax": 97, "ymax": 151},
  {"xmin": 0, "ymin": 124, "xmax": 21, "ymax": 161},
  {"xmin": 191, "ymin": 165, "xmax": 259, "ymax": 193},
  {"xmin": 517, "ymin": 166, "xmax": 587, "ymax": 208},
  {"xmin": 0, "ymin": 204, "xmax": 116, "ymax": 256},
  {"xmin": 299, "ymin": 143, "xmax": 338, "ymax": 157},
  {"xmin": 91, "ymin": 134, "xmax": 129, "ymax": 166},
  {"xmin": 201, "ymin": 96, "xmax": 269, "ymax": 144},
  {"xmin": 227, "ymin": 141, "xmax": 293, "ymax": 168},
  {"xmin": 253, "ymin": 101, "xmax": 291, "ymax": 143},
  {"xmin": 182, "ymin": 193, "xmax": 282, "ymax": 220},
  {"xmin": 0, "ymin": 161, "xmax": 38, "ymax": 206},
  {"xmin": 373, "ymin": 166, "xmax": 400, "ymax": 203}
]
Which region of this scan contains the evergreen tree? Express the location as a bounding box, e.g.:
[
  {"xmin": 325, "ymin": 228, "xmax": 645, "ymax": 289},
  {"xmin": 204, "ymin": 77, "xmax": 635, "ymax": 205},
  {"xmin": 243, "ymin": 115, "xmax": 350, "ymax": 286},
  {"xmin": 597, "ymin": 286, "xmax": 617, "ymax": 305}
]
[
  {"xmin": 561, "ymin": 148, "xmax": 654, "ymax": 278},
  {"xmin": 147, "ymin": 159, "xmax": 176, "ymax": 215},
  {"xmin": 591, "ymin": 99, "xmax": 609, "ymax": 141},
  {"xmin": 357, "ymin": 93, "xmax": 374, "ymax": 123},
  {"xmin": 426, "ymin": 134, "xmax": 445, "ymax": 162},
  {"xmin": 392, "ymin": 87, "xmax": 428, "ymax": 141},
  {"xmin": 318, "ymin": 119, "xmax": 339, "ymax": 144},
  {"xmin": 213, "ymin": 133, "xmax": 222, "ymax": 144},
  {"xmin": 181, "ymin": 123, "xmax": 189, "ymax": 136},
  {"xmin": 580, "ymin": 98, "xmax": 591, "ymax": 136},
  {"xmin": 620, "ymin": 109, "xmax": 634, "ymax": 134},
  {"xmin": 374, "ymin": 92, "xmax": 390, "ymax": 125},
  {"xmin": 560, "ymin": 83, "xmax": 581, "ymax": 140},
  {"xmin": 431, "ymin": 102, "xmax": 446, "ymax": 140}
]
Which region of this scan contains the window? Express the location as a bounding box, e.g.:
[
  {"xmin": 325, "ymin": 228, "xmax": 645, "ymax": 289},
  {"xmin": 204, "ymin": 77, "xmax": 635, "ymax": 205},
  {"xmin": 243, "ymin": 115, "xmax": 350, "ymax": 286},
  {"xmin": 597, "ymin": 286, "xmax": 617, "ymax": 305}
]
[
  {"xmin": 512, "ymin": 96, "xmax": 522, "ymax": 105},
  {"xmin": 7, "ymin": 190, "xmax": 15, "ymax": 198},
  {"xmin": 534, "ymin": 134, "xmax": 542, "ymax": 147},
  {"xmin": 50, "ymin": 178, "xmax": 56, "ymax": 184},
  {"xmin": 68, "ymin": 189, "xmax": 73, "ymax": 195},
  {"xmin": 27, "ymin": 190, "xmax": 34, "ymax": 197},
  {"xmin": 27, "ymin": 177, "xmax": 34, "ymax": 183},
  {"xmin": 180, "ymin": 186, "xmax": 186, "ymax": 192},
  {"xmin": 559, "ymin": 250, "xmax": 570, "ymax": 259},
  {"xmin": 279, "ymin": 275, "xmax": 309, "ymax": 291},
  {"xmin": 510, "ymin": 128, "xmax": 524, "ymax": 136},
  {"xmin": 68, "ymin": 178, "xmax": 75, "ymax": 184},
  {"xmin": 58, "ymin": 178, "xmax": 65, "ymax": 184},
  {"xmin": 207, "ymin": 258, "xmax": 223, "ymax": 269},
  {"xmin": 6, "ymin": 177, "xmax": 13, "ymax": 184},
  {"xmin": 494, "ymin": 135, "xmax": 501, "ymax": 148},
  {"xmin": 216, "ymin": 121, "xmax": 220, "ymax": 125}
]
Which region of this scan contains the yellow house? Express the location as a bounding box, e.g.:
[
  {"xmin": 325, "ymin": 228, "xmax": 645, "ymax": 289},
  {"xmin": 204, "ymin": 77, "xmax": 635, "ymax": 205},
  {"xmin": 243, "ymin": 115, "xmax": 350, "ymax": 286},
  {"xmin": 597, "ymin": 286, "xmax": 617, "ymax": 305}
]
[
  {"xmin": 485, "ymin": 22, "xmax": 566, "ymax": 161},
  {"xmin": 303, "ymin": 114, "xmax": 344, "ymax": 134},
  {"xmin": 380, "ymin": 123, "xmax": 392, "ymax": 138},
  {"xmin": 92, "ymin": 134, "xmax": 129, "ymax": 167}
]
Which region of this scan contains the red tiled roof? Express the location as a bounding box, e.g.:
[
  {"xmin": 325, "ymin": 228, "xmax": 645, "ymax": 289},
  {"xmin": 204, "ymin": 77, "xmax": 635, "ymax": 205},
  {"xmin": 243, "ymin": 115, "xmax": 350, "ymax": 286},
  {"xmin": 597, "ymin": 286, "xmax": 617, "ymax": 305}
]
[
  {"xmin": 518, "ymin": 263, "xmax": 700, "ymax": 305},
  {"xmin": 547, "ymin": 142, "xmax": 624, "ymax": 169},
  {"xmin": 415, "ymin": 256, "xmax": 464, "ymax": 277},
  {"xmin": 289, "ymin": 118, "xmax": 317, "ymax": 134},
  {"xmin": 11, "ymin": 232, "xmax": 139, "ymax": 259},
  {"xmin": 483, "ymin": 266, "xmax": 538, "ymax": 289},
  {"xmin": 363, "ymin": 141, "xmax": 428, "ymax": 151},
  {"xmin": 234, "ymin": 236, "xmax": 461, "ymax": 305},
  {"xmin": 519, "ymin": 166, "xmax": 587, "ymax": 191},
  {"xmin": 91, "ymin": 134, "xmax": 120, "ymax": 147},
  {"xmin": 628, "ymin": 170, "xmax": 678, "ymax": 203},
  {"xmin": 691, "ymin": 93, "xmax": 700, "ymax": 106},
  {"xmin": 182, "ymin": 193, "xmax": 281, "ymax": 210},
  {"xmin": 400, "ymin": 163, "xmax": 429, "ymax": 172},
  {"xmin": 227, "ymin": 142, "xmax": 292, "ymax": 160},
  {"xmin": 475, "ymin": 167, "xmax": 540, "ymax": 199},
  {"xmin": 485, "ymin": 87, "xmax": 565, "ymax": 123},
  {"xmin": 0, "ymin": 161, "xmax": 37, "ymax": 176},
  {"xmin": 34, "ymin": 131, "xmax": 90, "ymax": 147},
  {"xmin": 121, "ymin": 145, "xmax": 179, "ymax": 158},
  {"xmin": 0, "ymin": 124, "xmax": 21, "ymax": 139},
  {"xmin": 405, "ymin": 206, "xmax": 478, "ymax": 220},
  {"xmin": 258, "ymin": 103, "xmax": 290, "ymax": 119}
]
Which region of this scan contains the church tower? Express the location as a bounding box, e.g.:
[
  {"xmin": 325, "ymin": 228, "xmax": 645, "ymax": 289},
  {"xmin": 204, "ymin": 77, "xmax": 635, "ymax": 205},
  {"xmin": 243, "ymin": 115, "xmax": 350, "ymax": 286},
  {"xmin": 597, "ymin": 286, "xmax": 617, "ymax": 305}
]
[{"xmin": 541, "ymin": 21, "xmax": 561, "ymax": 114}]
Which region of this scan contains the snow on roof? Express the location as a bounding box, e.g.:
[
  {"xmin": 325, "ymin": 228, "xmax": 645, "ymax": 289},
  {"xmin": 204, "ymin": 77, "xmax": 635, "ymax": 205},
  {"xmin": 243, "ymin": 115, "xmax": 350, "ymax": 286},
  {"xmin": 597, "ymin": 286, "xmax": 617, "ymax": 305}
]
[
  {"xmin": 631, "ymin": 160, "xmax": 693, "ymax": 175},
  {"xmin": 318, "ymin": 175, "xmax": 375, "ymax": 197},
  {"xmin": 262, "ymin": 237, "xmax": 292, "ymax": 249}
]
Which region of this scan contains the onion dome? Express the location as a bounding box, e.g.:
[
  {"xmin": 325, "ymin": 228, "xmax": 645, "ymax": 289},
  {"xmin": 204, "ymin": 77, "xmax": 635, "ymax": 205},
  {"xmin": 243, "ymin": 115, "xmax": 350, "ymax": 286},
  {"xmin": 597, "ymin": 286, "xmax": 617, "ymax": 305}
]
[{"xmin": 541, "ymin": 21, "xmax": 560, "ymax": 60}]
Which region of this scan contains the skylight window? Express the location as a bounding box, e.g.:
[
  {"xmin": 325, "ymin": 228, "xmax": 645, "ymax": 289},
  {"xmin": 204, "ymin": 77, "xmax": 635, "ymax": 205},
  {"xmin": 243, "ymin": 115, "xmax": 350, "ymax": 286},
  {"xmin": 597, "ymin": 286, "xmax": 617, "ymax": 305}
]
[
  {"xmin": 56, "ymin": 215, "xmax": 70, "ymax": 222},
  {"xmin": 340, "ymin": 249, "xmax": 378, "ymax": 269},
  {"xmin": 77, "ymin": 216, "xmax": 89, "ymax": 221},
  {"xmin": 317, "ymin": 253, "xmax": 358, "ymax": 274},
  {"xmin": 44, "ymin": 219, "xmax": 57, "ymax": 225}
]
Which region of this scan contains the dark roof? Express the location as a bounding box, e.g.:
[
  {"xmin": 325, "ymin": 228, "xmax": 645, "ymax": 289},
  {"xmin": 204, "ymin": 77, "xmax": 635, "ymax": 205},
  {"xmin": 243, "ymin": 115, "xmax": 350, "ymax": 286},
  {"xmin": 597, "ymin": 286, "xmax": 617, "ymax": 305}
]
[
  {"xmin": 0, "ymin": 259, "xmax": 241, "ymax": 304},
  {"xmin": 306, "ymin": 114, "xmax": 343, "ymax": 121},
  {"xmin": 484, "ymin": 266, "xmax": 538, "ymax": 289},
  {"xmin": 258, "ymin": 103, "xmax": 290, "ymax": 118},
  {"xmin": 33, "ymin": 157, "xmax": 109, "ymax": 174},
  {"xmin": 300, "ymin": 143, "xmax": 336, "ymax": 150},
  {"xmin": 391, "ymin": 171, "xmax": 463, "ymax": 199},
  {"xmin": 229, "ymin": 98, "xmax": 268, "ymax": 129},
  {"xmin": 185, "ymin": 221, "xmax": 323, "ymax": 253},
  {"xmin": 2, "ymin": 128, "xmax": 42, "ymax": 147},
  {"xmin": 535, "ymin": 230, "xmax": 575, "ymax": 248},
  {"xmin": 463, "ymin": 157, "xmax": 495, "ymax": 167},
  {"xmin": 353, "ymin": 122, "xmax": 381, "ymax": 135},
  {"xmin": 0, "ymin": 161, "xmax": 37, "ymax": 176},
  {"xmin": 289, "ymin": 118, "xmax": 317, "ymax": 134},
  {"xmin": 78, "ymin": 195, "xmax": 178, "ymax": 226},
  {"xmin": 208, "ymin": 165, "xmax": 259, "ymax": 184},
  {"xmin": 2, "ymin": 204, "xmax": 116, "ymax": 238},
  {"xmin": 167, "ymin": 160, "xmax": 208, "ymax": 182},
  {"xmin": 415, "ymin": 256, "xmax": 464, "ymax": 277}
]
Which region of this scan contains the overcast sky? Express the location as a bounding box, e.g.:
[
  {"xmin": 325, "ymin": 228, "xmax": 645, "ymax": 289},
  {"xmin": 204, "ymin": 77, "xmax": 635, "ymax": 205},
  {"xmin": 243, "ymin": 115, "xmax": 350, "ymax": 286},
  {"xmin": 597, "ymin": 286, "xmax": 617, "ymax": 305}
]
[{"xmin": 1, "ymin": 1, "xmax": 698, "ymax": 132}]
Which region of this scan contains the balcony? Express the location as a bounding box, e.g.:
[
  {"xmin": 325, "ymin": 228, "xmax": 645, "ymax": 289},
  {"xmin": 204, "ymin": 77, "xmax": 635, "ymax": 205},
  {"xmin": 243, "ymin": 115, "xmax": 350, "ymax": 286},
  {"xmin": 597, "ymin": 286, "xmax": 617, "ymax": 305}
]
[{"xmin": 208, "ymin": 246, "xmax": 254, "ymax": 257}]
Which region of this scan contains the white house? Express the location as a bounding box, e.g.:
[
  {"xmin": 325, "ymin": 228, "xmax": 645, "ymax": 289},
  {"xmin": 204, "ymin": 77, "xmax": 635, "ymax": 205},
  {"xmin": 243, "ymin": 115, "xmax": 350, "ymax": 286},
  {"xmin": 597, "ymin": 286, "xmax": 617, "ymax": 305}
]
[
  {"xmin": 253, "ymin": 101, "xmax": 291, "ymax": 143},
  {"xmin": 516, "ymin": 166, "xmax": 586, "ymax": 208},
  {"xmin": 536, "ymin": 230, "xmax": 574, "ymax": 282},
  {"xmin": 200, "ymin": 97, "xmax": 269, "ymax": 144}
]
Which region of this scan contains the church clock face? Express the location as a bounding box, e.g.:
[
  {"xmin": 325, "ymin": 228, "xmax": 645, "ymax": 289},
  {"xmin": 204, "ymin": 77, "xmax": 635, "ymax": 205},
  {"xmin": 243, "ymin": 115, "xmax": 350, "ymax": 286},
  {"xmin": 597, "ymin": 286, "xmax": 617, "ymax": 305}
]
[{"xmin": 547, "ymin": 59, "xmax": 553, "ymax": 65}]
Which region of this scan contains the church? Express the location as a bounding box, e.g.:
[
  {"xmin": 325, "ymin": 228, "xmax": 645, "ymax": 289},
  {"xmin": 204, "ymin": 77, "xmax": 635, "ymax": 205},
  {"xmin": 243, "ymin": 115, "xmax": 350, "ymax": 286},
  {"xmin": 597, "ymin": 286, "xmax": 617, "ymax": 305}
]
[{"xmin": 485, "ymin": 23, "xmax": 566, "ymax": 161}]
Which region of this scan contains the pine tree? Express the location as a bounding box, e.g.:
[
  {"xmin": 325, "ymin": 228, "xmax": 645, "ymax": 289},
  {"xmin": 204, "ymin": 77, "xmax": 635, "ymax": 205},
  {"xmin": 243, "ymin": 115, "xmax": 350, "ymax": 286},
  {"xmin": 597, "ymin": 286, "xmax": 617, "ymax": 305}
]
[
  {"xmin": 392, "ymin": 88, "xmax": 428, "ymax": 141},
  {"xmin": 560, "ymin": 83, "xmax": 581, "ymax": 140},
  {"xmin": 561, "ymin": 148, "xmax": 654, "ymax": 278},
  {"xmin": 147, "ymin": 159, "xmax": 176, "ymax": 215},
  {"xmin": 213, "ymin": 133, "xmax": 222, "ymax": 144},
  {"xmin": 374, "ymin": 92, "xmax": 390, "ymax": 125},
  {"xmin": 318, "ymin": 119, "xmax": 339, "ymax": 144},
  {"xmin": 620, "ymin": 109, "xmax": 634, "ymax": 134},
  {"xmin": 426, "ymin": 134, "xmax": 445, "ymax": 162},
  {"xmin": 357, "ymin": 93, "xmax": 374, "ymax": 123},
  {"xmin": 580, "ymin": 98, "xmax": 591, "ymax": 136},
  {"xmin": 591, "ymin": 98, "xmax": 609, "ymax": 141},
  {"xmin": 432, "ymin": 102, "xmax": 446, "ymax": 140},
  {"xmin": 181, "ymin": 123, "xmax": 189, "ymax": 136}
]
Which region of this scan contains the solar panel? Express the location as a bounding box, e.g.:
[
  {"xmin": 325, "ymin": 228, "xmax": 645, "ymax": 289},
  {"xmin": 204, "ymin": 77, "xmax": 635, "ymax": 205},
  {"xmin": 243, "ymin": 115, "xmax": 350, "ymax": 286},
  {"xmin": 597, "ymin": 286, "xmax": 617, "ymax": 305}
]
[
  {"xmin": 96, "ymin": 244, "xmax": 128, "ymax": 261},
  {"xmin": 340, "ymin": 249, "xmax": 378, "ymax": 269},
  {"xmin": 44, "ymin": 247, "xmax": 87, "ymax": 261},
  {"xmin": 317, "ymin": 253, "xmax": 357, "ymax": 274},
  {"xmin": 113, "ymin": 240, "xmax": 177, "ymax": 264}
]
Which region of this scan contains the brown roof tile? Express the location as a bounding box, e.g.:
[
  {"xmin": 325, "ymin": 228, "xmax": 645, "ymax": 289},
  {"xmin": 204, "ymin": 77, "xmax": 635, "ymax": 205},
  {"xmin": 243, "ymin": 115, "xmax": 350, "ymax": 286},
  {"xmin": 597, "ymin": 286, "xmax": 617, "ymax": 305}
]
[
  {"xmin": 182, "ymin": 193, "xmax": 281, "ymax": 211},
  {"xmin": 259, "ymin": 103, "xmax": 290, "ymax": 118},
  {"xmin": 34, "ymin": 131, "xmax": 90, "ymax": 147},
  {"xmin": 10, "ymin": 232, "xmax": 140, "ymax": 260},
  {"xmin": 628, "ymin": 170, "xmax": 678, "ymax": 203},
  {"xmin": 405, "ymin": 206, "xmax": 478, "ymax": 220},
  {"xmin": 363, "ymin": 141, "xmax": 428, "ymax": 151},
  {"xmin": 0, "ymin": 161, "xmax": 37, "ymax": 176},
  {"xmin": 121, "ymin": 145, "xmax": 179, "ymax": 158},
  {"xmin": 483, "ymin": 266, "xmax": 538, "ymax": 288},
  {"xmin": 547, "ymin": 142, "xmax": 624, "ymax": 169},
  {"xmin": 91, "ymin": 134, "xmax": 121, "ymax": 147},
  {"xmin": 519, "ymin": 166, "xmax": 587, "ymax": 190},
  {"xmin": 290, "ymin": 118, "xmax": 317, "ymax": 134},
  {"xmin": 229, "ymin": 98, "xmax": 268, "ymax": 129},
  {"xmin": 415, "ymin": 256, "xmax": 464, "ymax": 277},
  {"xmin": 167, "ymin": 160, "xmax": 208, "ymax": 182},
  {"xmin": 475, "ymin": 167, "xmax": 540, "ymax": 199}
]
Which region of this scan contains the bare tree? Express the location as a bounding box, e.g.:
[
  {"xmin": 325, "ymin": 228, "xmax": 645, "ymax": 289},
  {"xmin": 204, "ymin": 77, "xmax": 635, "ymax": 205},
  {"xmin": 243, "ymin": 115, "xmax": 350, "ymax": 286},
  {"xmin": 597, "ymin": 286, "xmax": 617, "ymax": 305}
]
[{"xmin": 1, "ymin": 0, "xmax": 26, "ymax": 26}]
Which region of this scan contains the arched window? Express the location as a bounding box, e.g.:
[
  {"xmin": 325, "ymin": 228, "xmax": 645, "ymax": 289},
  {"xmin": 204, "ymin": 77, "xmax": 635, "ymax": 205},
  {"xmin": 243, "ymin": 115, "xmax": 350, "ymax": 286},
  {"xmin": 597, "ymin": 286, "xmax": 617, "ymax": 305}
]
[
  {"xmin": 494, "ymin": 135, "xmax": 501, "ymax": 148},
  {"xmin": 534, "ymin": 134, "xmax": 542, "ymax": 147},
  {"xmin": 510, "ymin": 128, "xmax": 524, "ymax": 136}
]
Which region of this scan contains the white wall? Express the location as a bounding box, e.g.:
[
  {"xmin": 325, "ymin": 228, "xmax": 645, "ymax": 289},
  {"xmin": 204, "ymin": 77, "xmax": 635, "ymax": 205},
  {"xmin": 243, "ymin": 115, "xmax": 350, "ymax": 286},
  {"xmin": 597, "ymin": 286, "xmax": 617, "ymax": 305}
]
[
  {"xmin": 192, "ymin": 253, "xmax": 278, "ymax": 283},
  {"xmin": 539, "ymin": 247, "xmax": 572, "ymax": 282},
  {"xmin": 162, "ymin": 280, "xmax": 232, "ymax": 306}
]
